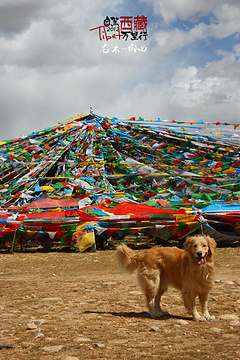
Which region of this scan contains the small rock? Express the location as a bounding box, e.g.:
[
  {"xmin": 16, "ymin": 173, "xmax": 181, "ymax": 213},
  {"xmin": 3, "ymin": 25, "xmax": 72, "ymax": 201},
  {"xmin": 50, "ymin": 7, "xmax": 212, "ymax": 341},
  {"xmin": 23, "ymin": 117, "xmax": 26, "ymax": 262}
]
[
  {"xmin": 176, "ymin": 319, "xmax": 189, "ymax": 325},
  {"xmin": 92, "ymin": 343, "xmax": 105, "ymax": 348},
  {"xmin": 210, "ymin": 327, "xmax": 222, "ymax": 333},
  {"xmin": 129, "ymin": 291, "xmax": 142, "ymax": 295},
  {"xmin": 41, "ymin": 297, "xmax": 62, "ymax": 302},
  {"xmin": 222, "ymin": 334, "xmax": 238, "ymax": 339},
  {"xmin": 109, "ymin": 339, "xmax": 128, "ymax": 344},
  {"xmin": 63, "ymin": 357, "xmax": 79, "ymax": 360},
  {"xmin": 211, "ymin": 297, "xmax": 217, "ymax": 301},
  {"xmin": 75, "ymin": 337, "xmax": 91, "ymax": 343},
  {"xmin": 2, "ymin": 313, "xmax": 12, "ymax": 318},
  {"xmin": 229, "ymin": 320, "xmax": 240, "ymax": 327},
  {"xmin": 224, "ymin": 281, "xmax": 235, "ymax": 285},
  {"xmin": 30, "ymin": 319, "xmax": 46, "ymax": 325},
  {"xmin": 0, "ymin": 345, "xmax": 13, "ymax": 350},
  {"xmin": 40, "ymin": 345, "xmax": 65, "ymax": 352},
  {"xmin": 219, "ymin": 314, "xmax": 239, "ymax": 321},
  {"xmin": 150, "ymin": 326, "xmax": 160, "ymax": 332},
  {"xmin": 102, "ymin": 281, "xmax": 117, "ymax": 286},
  {"xmin": 27, "ymin": 322, "xmax": 37, "ymax": 330},
  {"xmin": 214, "ymin": 280, "xmax": 221, "ymax": 283},
  {"xmin": 36, "ymin": 333, "xmax": 44, "ymax": 338}
]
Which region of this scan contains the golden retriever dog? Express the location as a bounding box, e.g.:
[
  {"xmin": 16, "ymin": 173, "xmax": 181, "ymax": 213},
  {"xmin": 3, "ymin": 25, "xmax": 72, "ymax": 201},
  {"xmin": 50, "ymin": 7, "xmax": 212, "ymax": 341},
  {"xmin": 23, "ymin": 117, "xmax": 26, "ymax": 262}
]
[{"xmin": 116, "ymin": 234, "xmax": 216, "ymax": 322}]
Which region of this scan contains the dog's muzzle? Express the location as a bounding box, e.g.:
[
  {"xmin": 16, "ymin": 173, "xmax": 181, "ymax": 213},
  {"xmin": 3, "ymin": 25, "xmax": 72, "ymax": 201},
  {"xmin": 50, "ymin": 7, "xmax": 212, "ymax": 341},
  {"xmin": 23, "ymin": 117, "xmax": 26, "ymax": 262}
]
[{"xmin": 196, "ymin": 253, "xmax": 206, "ymax": 265}]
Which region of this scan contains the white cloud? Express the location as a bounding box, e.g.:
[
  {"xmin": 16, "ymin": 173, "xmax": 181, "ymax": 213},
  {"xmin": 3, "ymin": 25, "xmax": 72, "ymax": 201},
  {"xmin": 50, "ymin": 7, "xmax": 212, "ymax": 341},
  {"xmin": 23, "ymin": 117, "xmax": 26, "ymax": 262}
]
[
  {"xmin": 152, "ymin": 24, "xmax": 207, "ymax": 54},
  {"xmin": 233, "ymin": 43, "xmax": 240, "ymax": 56},
  {"xmin": 105, "ymin": 47, "xmax": 240, "ymax": 124},
  {"xmin": 143, "ymin": 0, "xmax": 240, "ymax": 23},
  {"xmin": 0, "ymin": 0, "xmax": 124, "ymax": 36},
  {"xmin": 1, "ymin": 0, "xmax": 140, "ymax": 71},
  {"xmin": 211, "ymin": 4, "xmax": 240, "ymax": 38},
  {"xmin": 148, "ymin": 0, "xmax": 214, "ymax": 22},
  {"xmin": 152, "ymin": 4, "xmax": 240, "ymax": 54},
  {"xmin": 169, "ymin": 66, "xmax": 231, "ymax": 107},
  {"xmin": 0, "ymin": 0, "xmax": 239, "ymax": 141}
]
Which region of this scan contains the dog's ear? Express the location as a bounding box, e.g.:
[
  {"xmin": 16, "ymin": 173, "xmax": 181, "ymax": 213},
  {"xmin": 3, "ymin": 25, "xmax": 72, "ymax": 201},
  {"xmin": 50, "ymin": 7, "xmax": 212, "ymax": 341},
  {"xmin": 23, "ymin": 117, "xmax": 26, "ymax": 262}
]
[
  {"xmin": 184, "ymin": 236, "xmax": 193, "ymax": 251},
  {"xmin": 206, "ymin": 236, "xmax": 217, "ymax": 260}
]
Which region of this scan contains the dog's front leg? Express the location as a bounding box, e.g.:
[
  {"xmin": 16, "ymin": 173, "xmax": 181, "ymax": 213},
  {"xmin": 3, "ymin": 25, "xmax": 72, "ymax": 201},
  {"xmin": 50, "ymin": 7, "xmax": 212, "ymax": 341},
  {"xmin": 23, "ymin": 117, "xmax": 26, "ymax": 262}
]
[
  {"xmin": 199, "ymin": 293, "xmax": 215, "ymax": 321},
  {"xmin": 182, "ymin": 290, "xmax": 205, "ymax": 322}
]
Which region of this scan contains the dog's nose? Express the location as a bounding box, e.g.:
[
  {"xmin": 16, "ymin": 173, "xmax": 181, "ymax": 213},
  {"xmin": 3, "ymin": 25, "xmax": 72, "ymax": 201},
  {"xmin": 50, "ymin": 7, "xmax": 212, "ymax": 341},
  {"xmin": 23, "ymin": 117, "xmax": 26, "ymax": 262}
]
[{"xmin": 197, "ymin": 251, "xmax": 202, "ymax": 257}]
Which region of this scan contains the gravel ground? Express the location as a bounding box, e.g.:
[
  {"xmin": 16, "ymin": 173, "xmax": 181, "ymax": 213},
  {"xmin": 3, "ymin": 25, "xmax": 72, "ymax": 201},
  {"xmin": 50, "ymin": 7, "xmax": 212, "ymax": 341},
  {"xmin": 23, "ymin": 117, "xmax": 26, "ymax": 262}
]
[{"xmin": 0, "ymin": 246, "xmax": 239, "ymax": 360}]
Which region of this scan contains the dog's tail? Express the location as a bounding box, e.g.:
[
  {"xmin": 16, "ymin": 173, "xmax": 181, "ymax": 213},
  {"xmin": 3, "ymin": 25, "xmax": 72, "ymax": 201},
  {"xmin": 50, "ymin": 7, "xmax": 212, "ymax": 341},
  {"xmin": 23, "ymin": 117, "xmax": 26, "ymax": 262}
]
[{"xmin": 115, "ymin": 244, "xmax": 140, "ymax": 274}]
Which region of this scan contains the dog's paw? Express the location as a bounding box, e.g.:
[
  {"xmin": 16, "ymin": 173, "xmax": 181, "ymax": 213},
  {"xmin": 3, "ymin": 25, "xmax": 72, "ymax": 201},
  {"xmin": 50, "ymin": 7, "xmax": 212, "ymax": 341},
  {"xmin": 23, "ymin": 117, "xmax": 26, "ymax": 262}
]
[
  {"xmin": 159, "ymin": 310, "xmax": 170, "ymax": 318},
  {"xmin": 193, "ymin": 314, "xmax": 207, "ymax": 322},
  {"xmin": 152, "ymin": 310, "xmax": 170, "ymax": 319},
  {"xmin": 203, "ymin": 314, "xmax": 215, "ymax": 321}
]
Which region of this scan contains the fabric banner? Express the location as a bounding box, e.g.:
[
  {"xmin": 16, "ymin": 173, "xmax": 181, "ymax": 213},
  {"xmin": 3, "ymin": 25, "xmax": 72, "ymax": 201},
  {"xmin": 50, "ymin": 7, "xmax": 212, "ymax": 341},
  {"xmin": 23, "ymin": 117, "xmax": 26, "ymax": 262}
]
[{"xmin": 78, "ymin": 231, "xmax": 95, "ymax": 252}]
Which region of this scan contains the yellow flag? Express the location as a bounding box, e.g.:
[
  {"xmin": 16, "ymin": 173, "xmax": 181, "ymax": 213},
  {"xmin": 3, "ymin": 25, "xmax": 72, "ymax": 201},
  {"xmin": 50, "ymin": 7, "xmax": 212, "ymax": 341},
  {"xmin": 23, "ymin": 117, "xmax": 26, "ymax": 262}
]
[
  {"xmin": 175, "ymin": 214, "xmax": 198, "ymax": 225},
  {"xmin": 78, "ymin": 231, "xmax": 95, "ymax": 252},
  {"xmin": 41, "ymin": 186, "xmax": 55, "ymax": 192}
]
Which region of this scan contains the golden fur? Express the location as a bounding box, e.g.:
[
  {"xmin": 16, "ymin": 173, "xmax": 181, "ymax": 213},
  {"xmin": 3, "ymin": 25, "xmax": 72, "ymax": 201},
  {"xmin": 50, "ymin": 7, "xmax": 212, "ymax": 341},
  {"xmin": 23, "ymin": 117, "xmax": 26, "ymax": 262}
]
[{"xmin": 116, "ymin": 234, "xmax": 216, "ymax": 322}]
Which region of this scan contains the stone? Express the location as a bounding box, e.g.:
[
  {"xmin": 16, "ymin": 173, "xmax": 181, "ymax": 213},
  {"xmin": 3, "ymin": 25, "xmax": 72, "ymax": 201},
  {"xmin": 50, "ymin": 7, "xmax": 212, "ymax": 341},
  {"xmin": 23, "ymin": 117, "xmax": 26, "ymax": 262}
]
[
  {"xmin": 176, "ymin": 319, "xmax": 189, "ymax": 325},
  {"xmin": 210, "ymin": 327, "xmax": 222, "ymax": 333},
  {"xmin": 0, "ymin": 345, "xmax": 13, "ymax": 350},
  {"xmin": 222, "ymin": 334, "xmax": 238, "ymax": 339},
  {"xmin": 224, "ymin": 281, "xmax": 235, "ymax": 285},
  {"xmin": 27, "ymin": 322, "xmax": 37, "ymax": 330},
  {"xmin": 229, "ymin": 320, "xmax": 240, "ymax": 327},
  {"xmin": 92, "ymin": 343, "xmax": 105, "ymax": 348},
  {"xmin": 75, "ymin": 337, "xmax": 91, "ymax": 343},
  {"xmin": 40, "ymin": 345, "xmax": 65, "ymax": 352},
  {"xmin": 102, "ymin": 281, "xmax": 117, "ymax": 286},
  {"xmin": 219, "ymin": 314, "xmax": 239, "ymax": 321},
  {"xmin": 36, "ymin": 333, "xmax": 44, "ymax": 338},
  {"xmin": 30, "ymin": 319, "xmax": 46, "ymax": 325},
  {"xmin": 150, "ymin": 326, "xmax": 160, "ymax": 332},
  {"xmin": 109, "ymin": 339, "xmax": 128, "ymax": 344},
  {"xmin": 63, "ymin": 357, "xmax": 79, "ymax": 360},
  {"xmin": 129, "ymin": 291, "xmax": 142, "ymax": 295}
]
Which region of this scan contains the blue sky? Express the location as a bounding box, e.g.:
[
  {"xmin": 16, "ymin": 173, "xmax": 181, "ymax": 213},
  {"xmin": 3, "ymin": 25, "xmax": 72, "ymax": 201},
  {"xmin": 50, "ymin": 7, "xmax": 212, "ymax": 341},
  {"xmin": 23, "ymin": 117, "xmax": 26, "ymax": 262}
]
[{"xmin": 0, "ymin": 0, "xmax": 239, "ymax": 140}]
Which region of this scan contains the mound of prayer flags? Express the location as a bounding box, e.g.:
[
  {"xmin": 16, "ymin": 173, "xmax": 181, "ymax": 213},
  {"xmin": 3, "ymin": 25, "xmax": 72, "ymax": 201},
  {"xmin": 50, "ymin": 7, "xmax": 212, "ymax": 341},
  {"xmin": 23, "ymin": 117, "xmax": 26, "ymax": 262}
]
[{"xmin": 0, "ymin": 113, "xmax": 240, "ymax": 251}]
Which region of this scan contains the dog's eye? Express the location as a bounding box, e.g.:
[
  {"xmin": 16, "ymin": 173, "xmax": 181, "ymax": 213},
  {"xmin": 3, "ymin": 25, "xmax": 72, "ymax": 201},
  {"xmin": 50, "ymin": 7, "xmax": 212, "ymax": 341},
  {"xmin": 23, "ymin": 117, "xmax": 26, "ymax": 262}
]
[
  {"xmin": 193, "ymin": 244, "xmax": 197, "ymax": 248},
  {"xmin": 203, "ymin": 244, "xmax": 207, "ymax": 247}
]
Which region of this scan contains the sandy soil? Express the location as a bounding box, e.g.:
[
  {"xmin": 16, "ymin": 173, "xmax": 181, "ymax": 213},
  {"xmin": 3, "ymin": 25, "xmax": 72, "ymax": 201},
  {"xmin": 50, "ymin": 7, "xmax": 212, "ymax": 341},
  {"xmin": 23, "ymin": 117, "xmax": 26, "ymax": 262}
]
[{"xmin": 0, "ymin": 246, "xmax": 239, "ymax": 360}]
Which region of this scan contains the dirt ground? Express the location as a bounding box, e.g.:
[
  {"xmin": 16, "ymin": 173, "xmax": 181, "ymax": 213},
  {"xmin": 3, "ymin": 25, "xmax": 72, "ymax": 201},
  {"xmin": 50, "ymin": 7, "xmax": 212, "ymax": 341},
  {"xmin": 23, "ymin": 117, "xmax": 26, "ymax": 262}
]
[{"xmin": 0, "ymin": 246, "xmax": 239, "ymax": 360}]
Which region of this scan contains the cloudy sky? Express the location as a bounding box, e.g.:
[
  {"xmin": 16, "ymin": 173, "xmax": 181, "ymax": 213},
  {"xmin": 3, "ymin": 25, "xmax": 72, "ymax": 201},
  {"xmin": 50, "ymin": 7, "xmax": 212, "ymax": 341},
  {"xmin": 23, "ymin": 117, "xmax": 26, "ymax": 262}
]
[{"xmin": 0, "ymin": 0, "xmax": 240, "ymax": 141}]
